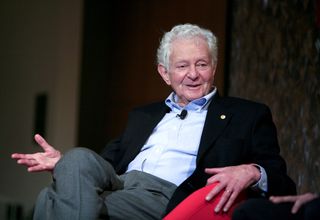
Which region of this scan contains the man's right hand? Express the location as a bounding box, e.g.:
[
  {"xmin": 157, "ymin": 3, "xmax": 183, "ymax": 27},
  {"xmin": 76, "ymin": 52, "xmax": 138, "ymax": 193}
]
[{"xmin": 11, "ymin": 134, "xmax": 62, "ymax": 172}]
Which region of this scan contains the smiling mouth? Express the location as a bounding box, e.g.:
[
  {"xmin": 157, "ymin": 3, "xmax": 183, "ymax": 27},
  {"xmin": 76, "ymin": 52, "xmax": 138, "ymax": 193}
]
[{"xmin": 186, "ymin": 84, "xmax": 201, "ymax": 88}]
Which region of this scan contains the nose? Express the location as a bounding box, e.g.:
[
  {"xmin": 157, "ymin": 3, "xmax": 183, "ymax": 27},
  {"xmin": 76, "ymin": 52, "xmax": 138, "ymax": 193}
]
[{"xmin": 187, "ymin": 65, "xmax": 199, "ymax": 79}]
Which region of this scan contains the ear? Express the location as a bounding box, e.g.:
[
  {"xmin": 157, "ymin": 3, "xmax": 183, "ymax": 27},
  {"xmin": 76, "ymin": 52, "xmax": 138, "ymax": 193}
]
[
  {"xmin": 157, "ymin": 64, "xmax": 171, "ymax": 85},
  {"xmin": 212, "ymin": 63, "xmax": 217, "ymax": 79}
]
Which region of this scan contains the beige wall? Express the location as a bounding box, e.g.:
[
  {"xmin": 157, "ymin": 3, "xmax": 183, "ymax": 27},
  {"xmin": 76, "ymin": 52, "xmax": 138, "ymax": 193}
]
[{"xmin": 0, "ymin": 0, "xmax": 83, "ymax": 217}]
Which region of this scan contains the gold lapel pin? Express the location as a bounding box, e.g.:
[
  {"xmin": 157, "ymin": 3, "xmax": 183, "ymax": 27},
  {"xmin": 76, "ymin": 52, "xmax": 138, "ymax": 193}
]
[{"xmin": 220, "ymin": 114, "xmax": 226, "ymax": 120}]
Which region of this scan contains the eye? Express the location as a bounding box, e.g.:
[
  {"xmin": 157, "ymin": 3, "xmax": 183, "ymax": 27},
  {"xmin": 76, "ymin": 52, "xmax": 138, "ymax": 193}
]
[
  {"xmin": 196, "ymin": 62, "xmax": 208, "ymax": 67},
  {"xmin": 196, "ymin": 62, "xmax": 210, "ymax": 70},
  {"xmin": 176, "ymin": 64, "xmax": 188, "ymax": 69}
]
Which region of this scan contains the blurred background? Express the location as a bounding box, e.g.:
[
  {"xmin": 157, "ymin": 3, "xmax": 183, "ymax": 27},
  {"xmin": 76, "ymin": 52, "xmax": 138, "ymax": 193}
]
[{"xmin": 0, "ymin": 0, "xmax": 319, "ymax": 219}]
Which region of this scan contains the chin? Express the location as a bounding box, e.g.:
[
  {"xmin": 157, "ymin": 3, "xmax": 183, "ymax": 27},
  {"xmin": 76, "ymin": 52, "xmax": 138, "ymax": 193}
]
[{"xmin": 187, "ymin": 95, "xmax": 203, "ymax": 101}]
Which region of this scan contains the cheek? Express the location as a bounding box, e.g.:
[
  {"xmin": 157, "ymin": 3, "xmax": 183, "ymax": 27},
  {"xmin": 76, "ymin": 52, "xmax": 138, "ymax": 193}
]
[
  {"xmin": 202, "ymin": 72, "xmax": 215, "ymax": 83},
  {"xmin": 170, "ymin": 73, "xmax": 185, "ymax": 85}
]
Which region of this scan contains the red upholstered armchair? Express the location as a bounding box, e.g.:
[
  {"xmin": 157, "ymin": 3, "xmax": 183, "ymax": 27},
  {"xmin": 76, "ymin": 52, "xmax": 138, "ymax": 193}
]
[{"xmin": 164, "ymin": 182, "xmax": 246, "ymax": 220}]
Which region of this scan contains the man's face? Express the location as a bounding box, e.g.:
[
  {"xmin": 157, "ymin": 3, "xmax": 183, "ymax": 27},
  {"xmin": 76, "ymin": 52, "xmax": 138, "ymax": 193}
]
[{"xmin": 158, "ymin": 37, "xmax": 216, "ymax": 106}]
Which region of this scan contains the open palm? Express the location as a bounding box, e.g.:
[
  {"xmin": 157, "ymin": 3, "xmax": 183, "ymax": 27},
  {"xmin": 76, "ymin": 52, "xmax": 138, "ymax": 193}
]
[{"xmin": 11, "ymin": 134, "xmax": 62, "ymax": 172}]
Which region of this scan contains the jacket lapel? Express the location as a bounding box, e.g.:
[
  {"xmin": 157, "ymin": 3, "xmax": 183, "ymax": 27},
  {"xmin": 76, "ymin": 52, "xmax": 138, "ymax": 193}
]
[
  {"xmin": 117, "ymin": 102, "xmax": 170, "ymax": 173},
  {"xmin": 196, "ymin": 94, "xmax": 232, "ymax": 163},
  {"xmin": 128, "ymin": 103, "xmax": 170, "ymax": 154}
]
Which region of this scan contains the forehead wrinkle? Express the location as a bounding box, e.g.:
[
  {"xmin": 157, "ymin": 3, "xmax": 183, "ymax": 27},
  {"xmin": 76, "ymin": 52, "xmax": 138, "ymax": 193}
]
[{"xmin": 170, "ymin": 38, "xmax": 211, "ymax": 65}]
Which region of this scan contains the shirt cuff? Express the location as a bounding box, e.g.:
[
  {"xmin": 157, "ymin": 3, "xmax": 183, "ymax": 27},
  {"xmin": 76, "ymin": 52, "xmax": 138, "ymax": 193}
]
[{"xmin": 250, "ymin": 164, "xmax": 268, "ymax": 195}]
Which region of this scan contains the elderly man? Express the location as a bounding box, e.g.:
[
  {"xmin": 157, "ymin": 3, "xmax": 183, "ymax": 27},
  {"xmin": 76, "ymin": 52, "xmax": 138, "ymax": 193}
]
[{"xmin": 12, "ymin": 24, "xmax": 295, "ymax": 220}]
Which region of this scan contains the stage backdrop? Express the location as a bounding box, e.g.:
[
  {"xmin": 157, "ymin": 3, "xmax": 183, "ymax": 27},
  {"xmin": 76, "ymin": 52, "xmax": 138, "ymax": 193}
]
[{"xmin": 228, "ymin": 0, "xmax": 320, "ymax": 193}]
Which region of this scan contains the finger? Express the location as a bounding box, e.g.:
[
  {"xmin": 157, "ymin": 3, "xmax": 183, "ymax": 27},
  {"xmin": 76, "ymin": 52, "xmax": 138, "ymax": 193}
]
[
  {"xmin": 34, "ymin": 134, "xmax": 53, "ymax": 152},
  {"xmin": 206, "ymin": 175, "xmax": 219, "ymax": 185},
  {"xmin": 28, "ymin": 164, "xmax": 48, "ymax": 172},
  {"xmin": 270, "ymin": 195, "xmax": 296, "ymax": 203},
  {"xmin": 291, "ymin": 200, "xmax": 302, "ymax": 214},
  {"xmin": 12, "ymin": 153, "xmax": 34, "ymax": 160},
  {"xmin": 11, "ymin": 153, "xmax": 26, "ymax": 159},
  {"xmin": 222, "ymin": 191, "xmax": 238, "ymax": 212},
  {"xmin": 206, "ymin": 183, "xmax": 225, "ymax": 201},
  {"xmin": 17, "ymin": 158, "xmax": 38, "ymax": 167},
  {"xmin": 205, "ymin": 167, "xmax": 224, "ymax": 175},
  {"xmin": 214, "ymin": 189, "xmax": 232, "ymax": 212},
  {"xmin": 12, "ymin": 153, "xmax": 33, "ymax": 159}
]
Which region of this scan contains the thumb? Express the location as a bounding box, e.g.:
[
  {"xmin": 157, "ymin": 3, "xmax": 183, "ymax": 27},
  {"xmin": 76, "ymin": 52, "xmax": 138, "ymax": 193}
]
[{"xmin": 34, "ymin": 134, "xmax": 53, "ymax": 152}]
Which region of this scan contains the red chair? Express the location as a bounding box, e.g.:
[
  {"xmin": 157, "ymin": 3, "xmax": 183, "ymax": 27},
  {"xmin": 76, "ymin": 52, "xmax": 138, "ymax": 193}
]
[{"xmin": 164, "ymin": 182, "xmax": 246, "ymax": 220}]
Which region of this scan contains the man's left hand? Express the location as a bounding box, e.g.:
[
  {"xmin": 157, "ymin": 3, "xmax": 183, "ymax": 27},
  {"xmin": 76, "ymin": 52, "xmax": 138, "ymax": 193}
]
[{"xmin": 205, "ymin": 164, "xmax": 261, "ymax": 213}]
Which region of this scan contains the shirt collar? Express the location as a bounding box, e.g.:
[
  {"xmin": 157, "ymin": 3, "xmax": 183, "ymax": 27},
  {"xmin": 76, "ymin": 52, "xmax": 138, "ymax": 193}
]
[{"xmin": 165, "ymin": 87, "xmax": 217, "ymax": 112}]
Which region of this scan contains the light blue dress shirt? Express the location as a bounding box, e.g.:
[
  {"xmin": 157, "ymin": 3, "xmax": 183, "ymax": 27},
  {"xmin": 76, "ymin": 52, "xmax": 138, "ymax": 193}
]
[{"xmin": 126, "ymin": 88, "xmax": 267, "ymax": 193}]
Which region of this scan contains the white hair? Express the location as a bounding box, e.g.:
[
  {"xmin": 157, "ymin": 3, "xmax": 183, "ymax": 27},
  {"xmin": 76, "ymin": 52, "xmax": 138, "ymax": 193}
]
[{"xmin": 156, "ymin": 24, "xmax": 218, "ymax": 69}]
